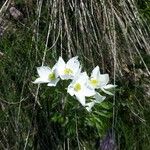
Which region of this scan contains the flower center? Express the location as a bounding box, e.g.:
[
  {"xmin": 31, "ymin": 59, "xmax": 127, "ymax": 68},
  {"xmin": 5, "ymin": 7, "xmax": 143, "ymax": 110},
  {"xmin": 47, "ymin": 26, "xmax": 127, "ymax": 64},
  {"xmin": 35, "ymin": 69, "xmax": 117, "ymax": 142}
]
[
  {"xmin": 90, "ymin": 79, "xmax": 99, "ymax": 87},
  {"xmin": 74, "ymin": 83, "xmax": 81, "ymax": 92},
  {"xmin": 64, "ymin": 68, "xmax": 73, "ymax": 75},
  {"xmin": 48, "ymin": 72, "xmax": 56, "ymax": 80}
]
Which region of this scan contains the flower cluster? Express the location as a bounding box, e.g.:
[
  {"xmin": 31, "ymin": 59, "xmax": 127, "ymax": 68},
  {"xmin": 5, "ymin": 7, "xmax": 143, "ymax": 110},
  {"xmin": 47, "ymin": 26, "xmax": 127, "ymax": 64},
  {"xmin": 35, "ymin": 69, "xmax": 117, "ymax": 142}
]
[{"xmin": 33, "ymin": 56, "xmax": 116, "ymax": 111}]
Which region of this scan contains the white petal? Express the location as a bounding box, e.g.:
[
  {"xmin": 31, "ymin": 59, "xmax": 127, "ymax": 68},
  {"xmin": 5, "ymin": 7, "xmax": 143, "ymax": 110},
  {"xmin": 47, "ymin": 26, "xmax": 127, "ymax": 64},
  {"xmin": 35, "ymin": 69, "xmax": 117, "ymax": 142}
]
[
  {"xmin": 85, "ymin": 101, "xmax": 95, "ymax": 112},
  {"xmin": 77, "ymin": 72, "xmax": 89, "ymax": 84},
  {"xmin": 84, "ymin": 87, "xmax": 96, "ymax": 97},
  {"xmin": 70, "ymin": 66, "xmax": 82, "ymax": 80},
  {"xmin": 70, "ymin": 72, "xmax": 88, "ymax": 84},
  {"xmin": 75, "ymin": 93, "xmax": 86, "ymax": 106},
  {"xmin": 57, "ymin": 57, "xmax": 66, "ymax": 68},
  {"xmin": 66, "ymin": 56, "xmax": 80, "ymax": 75},
  {"xmin": 94, "ymin": 92, "xmax": 106, "ymax": 103},
  {"xmin": 76, "ymin": 66, "xmax": 82, "ymax": 76},
  {"xmin": 67, "ymin": 84, "xmax": 75, "ymax": 96},
  {"xmin": 101, "ymin": 88, "xmax": 114, "ymax": 95},
  {"xmin": 91, "ymin": 66, "xmax": 100, "ymax": 78},
  {"xmin": 33, "ymin": 77, "xmax": 50, "ymax": 84},
  {"xmin": 59, "ymin": 74, "xmax": 69, "ymax": 80},
  {"xmin": 98, "ymin": 74, "xmax": 109, "ymax": 87},
  {"xmin": 103, "ymin": 84, "xmax": 117, "ymax": 89},
  {"xmin": 52, "ymin": 64, "xmax": 59, "ymax": 77},
  {"xmin": 66, "ymin": 56, "xmax": 78, "ymax": 67},
  {"xmin": 37, "ymin": 66, "xmax": 51, "ymax": 78},
  {"xmin": 55, "ymin": 57, "xmax": 66, "ymax": 76},
  {"xmin": 47, "ymin": 78, "xmax": 60, "ymax": 86}
]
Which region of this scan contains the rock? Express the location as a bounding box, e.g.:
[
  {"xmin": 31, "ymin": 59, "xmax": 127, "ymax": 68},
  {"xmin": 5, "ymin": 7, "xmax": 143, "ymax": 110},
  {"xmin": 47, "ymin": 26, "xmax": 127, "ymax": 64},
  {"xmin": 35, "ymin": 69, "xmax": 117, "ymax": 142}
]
[
  {"xmin": 9, "ymin": 7, "xmax": 23, "ymax": 20},
  {"xmin": 0, "ymin": 25, "xmax": 4, "ymax": 37}
]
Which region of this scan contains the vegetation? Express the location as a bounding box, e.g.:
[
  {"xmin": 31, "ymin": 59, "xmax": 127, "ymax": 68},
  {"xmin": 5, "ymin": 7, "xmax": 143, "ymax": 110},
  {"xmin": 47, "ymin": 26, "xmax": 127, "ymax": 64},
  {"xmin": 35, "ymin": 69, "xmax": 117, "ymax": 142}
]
[{"xmin": 0, "ymin": 0, "xmax": 150, "ymax": 149}]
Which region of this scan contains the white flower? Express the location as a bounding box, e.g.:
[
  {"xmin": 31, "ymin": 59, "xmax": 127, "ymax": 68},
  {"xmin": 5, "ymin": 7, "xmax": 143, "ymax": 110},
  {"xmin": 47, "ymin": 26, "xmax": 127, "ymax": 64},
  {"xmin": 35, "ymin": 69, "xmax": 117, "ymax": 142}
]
[
  {"xmin": 85, "ymin": 92, "xmax": 106, "ymax": 112},
  {"xmin": 85, "ymin": 102, "xmax": 95, "ymax": 112},
  {"xmin": 88, "ymin": 66, "xmax": 116, "ymax": 95},
  {"xmin": 33, "ymin": 66, "xmax": 59, "ymax": 86},
  {"xmin": 56, "ymin": 56, "xmax": 81, "ymax": 80},
  {"xmin": 67, "ymin": 72, "xmax": 96, "ymax": 106}
]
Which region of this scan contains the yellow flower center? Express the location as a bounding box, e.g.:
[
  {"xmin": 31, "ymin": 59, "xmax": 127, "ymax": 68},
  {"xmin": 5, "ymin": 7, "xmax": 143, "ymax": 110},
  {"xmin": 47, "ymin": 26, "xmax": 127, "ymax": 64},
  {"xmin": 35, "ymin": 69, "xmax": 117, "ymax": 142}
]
[
  {"xmin": 90, "ymin": 79, "xmax": 99, "ymax": 87},
  {"xmin": 48, "ymin": 72, "xmax": 56, "ymax": 80},
  {"xmin": 64, "ymin": 68, "xmax": 73, "ymax": 75},
  {"xmin": 74, "ymin": 83, "xmax": 81, "ymax": 92}
]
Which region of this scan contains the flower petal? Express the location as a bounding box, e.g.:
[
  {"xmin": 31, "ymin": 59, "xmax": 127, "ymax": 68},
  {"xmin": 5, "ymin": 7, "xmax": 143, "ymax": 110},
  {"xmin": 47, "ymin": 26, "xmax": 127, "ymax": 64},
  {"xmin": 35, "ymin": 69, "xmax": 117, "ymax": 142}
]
[
  {"xmin": 47, "ymin": 78, "xmax": 60, "ymax": 86},
  {"xmin": 94, "ymin": 92, "xmax": 106, "ymax": 103},
  {"xmin": 85, "ymin": 101, "xmax": 95, "ymax": 112},
  {"xmin": 91, "ymin": 66, "xmax": 100, "ymax": 78},
  {"xmin": 57, "ymin": 57, "xmax": 66, "ymax": 68},
  {"xmin": 67, "ymin": 84, "xmax": 75, "ymax": 96},
  {"xmin": 103, "ymin": 84, "xmax": 117, "ymax": 89},
  {"xmin": 77, "ymin": 72, "xmax": 89, "ymax": 84},
  {"xmin": 66, "ymin": 56, "xmax": 80, "ymax": 75},
  {"xmin": 84, "ymin": 87, "xmax": 96, "ymax": 97},
  {"xmin": 101, "ymin": 88, "xmax": 114, "ymax": 95},
  {"xmin": 66, "ymin": 56, "xmax": 78, "ymax": 68},
  {"xmin": 99, "ymin": 74, "xmax": 109, "ymax": 87},
  {"xmin": 33, "ymin": 77, "xmax": 50, "ymax": 84},
  {"xmin": 60, "ymin": 74, "xmax": 71, "ymax": 80},
  {"xmin": 52, "ymin": 64, "xmax": 59, "ymax": 77},
  {"xmin": 55, "ymin": 57, "xmax": 66, "ymax": 76},
  {"xmin": 75, "ymin": 93, "xmax": 86, "ymax": 106},
  {"xmin": 37, "ymin": 66, "xmax": 51, "ymax": 78}
]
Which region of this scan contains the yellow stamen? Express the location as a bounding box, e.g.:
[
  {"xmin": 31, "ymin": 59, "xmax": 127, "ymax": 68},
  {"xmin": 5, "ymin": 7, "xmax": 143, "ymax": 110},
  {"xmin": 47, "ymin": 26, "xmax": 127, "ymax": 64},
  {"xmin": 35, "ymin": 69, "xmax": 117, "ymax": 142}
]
[
  {"xmin": 64, "ymin": 68, "xmax": 73, "ymax": 75},
  {"xmin": 90, "ymin": 79, "xmax": 99, "ymax": 87},
  {"xmin": 48, "ymin": 72, "xmax": 56, "ymax": 80},
  {"xmin": 74, "ymin": 83, "xmax": 81, "ymax": 92}
]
